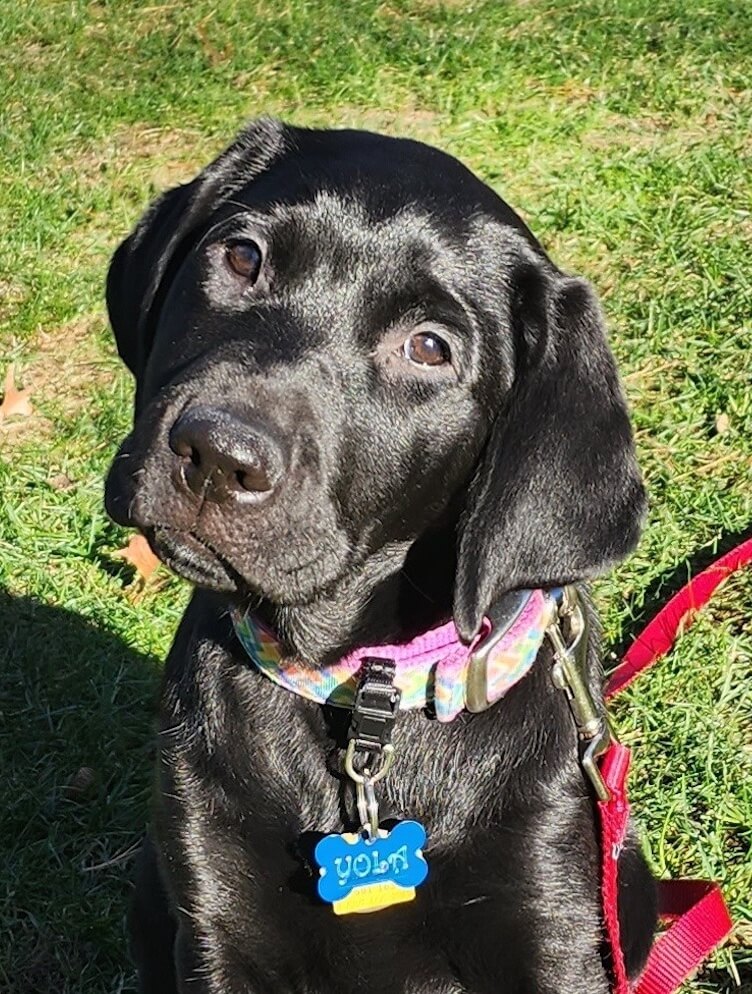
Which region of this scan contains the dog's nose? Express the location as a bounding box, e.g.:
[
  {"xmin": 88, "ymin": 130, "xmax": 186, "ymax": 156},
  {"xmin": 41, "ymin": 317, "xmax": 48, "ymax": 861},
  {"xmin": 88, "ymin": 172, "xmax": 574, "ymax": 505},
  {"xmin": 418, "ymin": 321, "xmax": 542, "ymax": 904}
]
[{"xmin": 169, "ymin": 405, "xmax": 284, "ymax": 502}]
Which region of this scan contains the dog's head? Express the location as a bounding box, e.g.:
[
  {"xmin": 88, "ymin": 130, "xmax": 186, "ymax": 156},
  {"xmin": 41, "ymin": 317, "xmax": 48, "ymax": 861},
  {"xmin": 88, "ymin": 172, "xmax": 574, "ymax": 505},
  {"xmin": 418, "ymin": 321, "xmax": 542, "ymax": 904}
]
[{"xmin": 105, "ymin": 118, "xmax": 645, "ymax": 641}]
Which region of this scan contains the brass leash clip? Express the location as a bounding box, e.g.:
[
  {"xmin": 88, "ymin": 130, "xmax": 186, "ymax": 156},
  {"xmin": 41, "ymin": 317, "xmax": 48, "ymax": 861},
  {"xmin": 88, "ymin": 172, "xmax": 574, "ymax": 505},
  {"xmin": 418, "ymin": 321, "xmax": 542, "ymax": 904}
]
[{"xmin": 546, "ymin": 587, "xmax": 613, "ymax": 801}]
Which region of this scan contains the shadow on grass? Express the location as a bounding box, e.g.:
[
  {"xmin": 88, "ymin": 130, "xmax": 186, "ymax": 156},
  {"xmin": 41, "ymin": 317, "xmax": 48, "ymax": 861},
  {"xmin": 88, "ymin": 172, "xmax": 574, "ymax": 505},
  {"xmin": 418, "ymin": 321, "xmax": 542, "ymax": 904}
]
[
  {"xmin": 0, "ymin": 589, "xmax": 160, "ymax": 994},
  {"xmin": 612, "ymin": 523, "xmax": 752, "ymax": 662},
  {"xmin": 699, "ymin": 964, "xmax": 752, "ymax": 994}
]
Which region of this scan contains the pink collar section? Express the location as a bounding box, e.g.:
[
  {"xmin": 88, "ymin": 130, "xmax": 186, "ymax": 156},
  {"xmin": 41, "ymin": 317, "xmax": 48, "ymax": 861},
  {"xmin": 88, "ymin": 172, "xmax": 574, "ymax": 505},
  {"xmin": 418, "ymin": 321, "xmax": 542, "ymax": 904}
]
[{"xmin": 232, "ymin": 589, "xmax": 556, "ymax": 723}]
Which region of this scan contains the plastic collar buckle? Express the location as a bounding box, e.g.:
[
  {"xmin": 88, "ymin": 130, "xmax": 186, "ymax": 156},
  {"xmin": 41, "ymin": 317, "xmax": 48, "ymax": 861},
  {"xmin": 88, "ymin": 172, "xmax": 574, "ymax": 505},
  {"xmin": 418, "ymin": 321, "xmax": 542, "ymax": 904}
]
[
  {"xmin": 347, "ymin": 658, "xmax": 401, "ymax": 754},
  {"xmin": 344, "ymin": 658, "xmax": 401, "ymax": 837}
]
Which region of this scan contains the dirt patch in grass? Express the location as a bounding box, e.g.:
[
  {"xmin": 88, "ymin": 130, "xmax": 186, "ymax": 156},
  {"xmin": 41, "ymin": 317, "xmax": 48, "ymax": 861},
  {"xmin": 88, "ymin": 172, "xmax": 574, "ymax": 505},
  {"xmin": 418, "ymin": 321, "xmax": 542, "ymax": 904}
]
[
  {"xmin": 704, "ymin": 214, "xmax": 752, "ymax": 242},
  {"xmin": 582, "ymin": 118, "xmax": 664, "ymax": 152},
  {"xmin": 301, "ymin": 103, "xmax": 444, "ymax": 143},
  {"xmin": 582, "ymin": 98, "xmax": 744, "ymax": 152},
  {"xmin": 31, "ymin": 313, "xmax": 115, "ymax": 411},
  {"xmin": 0, "ymin": 313, "xmax": 117, "ymax": 447},
  {"xmin": 69, "ymin": 123, "xmax": 208, "ymax": 191},
  {"xmin": 383, "ymin": 0, "xmax": 472, "ymax": 10},
  {"xmin": 503, "ymin": 7, "xmax": 558, "ymax": 39},
  {"xmin": 0, "ymin": 278, "xmax": 29, "ymax": 324}
]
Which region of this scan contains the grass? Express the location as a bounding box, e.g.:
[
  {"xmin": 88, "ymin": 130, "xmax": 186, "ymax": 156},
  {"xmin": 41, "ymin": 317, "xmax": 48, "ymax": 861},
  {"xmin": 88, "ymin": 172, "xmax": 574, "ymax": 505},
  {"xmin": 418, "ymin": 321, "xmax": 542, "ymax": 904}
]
[{"xmin": 0, "ymin": 0, "xmax": 750, "ymax": 991}]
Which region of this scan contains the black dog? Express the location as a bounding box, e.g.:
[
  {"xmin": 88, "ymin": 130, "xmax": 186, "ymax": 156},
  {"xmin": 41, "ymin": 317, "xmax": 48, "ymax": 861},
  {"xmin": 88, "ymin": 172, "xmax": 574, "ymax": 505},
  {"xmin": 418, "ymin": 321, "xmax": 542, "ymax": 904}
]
[{"xmin": 105, "ymin": 118, "xmax": 657, "ymax": 994}]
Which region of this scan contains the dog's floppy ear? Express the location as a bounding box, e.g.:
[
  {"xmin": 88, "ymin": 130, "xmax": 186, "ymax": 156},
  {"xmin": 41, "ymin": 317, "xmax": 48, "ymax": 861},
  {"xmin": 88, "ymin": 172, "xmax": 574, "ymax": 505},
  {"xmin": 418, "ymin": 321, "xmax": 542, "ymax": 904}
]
[
  {"xmin": 453, "ymin": 258, "xmax": 646, "ymax": 641},
  {"xmin": 106, "ymin": 117, "xmax": 288, "ymax": 383}
]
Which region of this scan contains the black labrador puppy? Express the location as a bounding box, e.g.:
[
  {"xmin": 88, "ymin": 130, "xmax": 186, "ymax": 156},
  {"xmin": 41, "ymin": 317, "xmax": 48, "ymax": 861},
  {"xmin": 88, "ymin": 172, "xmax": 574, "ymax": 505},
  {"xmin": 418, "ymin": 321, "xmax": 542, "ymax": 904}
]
[{"xmin": 105, "ymin": 118, "xmax": 657, "ymax": 994}]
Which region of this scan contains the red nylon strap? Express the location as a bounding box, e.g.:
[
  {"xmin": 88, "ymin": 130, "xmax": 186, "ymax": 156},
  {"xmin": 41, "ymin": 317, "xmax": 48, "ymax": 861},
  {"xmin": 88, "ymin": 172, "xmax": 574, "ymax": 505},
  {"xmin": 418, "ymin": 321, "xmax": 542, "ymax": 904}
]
[
  {"xmin": 605, "ymin": 536, "xmax": 752, "ymax": 698},
  {"xmin": 598, "ymin": 742, "xmax": 633, "ymax": 994},
  {"xmin": 633, "ymin": 881, "xmax": 733, "ymax": 994},
  {"xmin": 597, "ymin": 538, "xmax": 747, "ymax": 992},
  {"xmin": 597, "ymin": 746, "xmax": 733, "ymax": 994}
]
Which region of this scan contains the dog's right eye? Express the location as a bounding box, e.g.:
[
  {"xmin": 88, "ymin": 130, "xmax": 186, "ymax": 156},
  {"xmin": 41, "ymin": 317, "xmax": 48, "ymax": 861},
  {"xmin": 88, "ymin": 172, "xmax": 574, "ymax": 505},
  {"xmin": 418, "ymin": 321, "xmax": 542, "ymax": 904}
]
[
  {"xmin": 225, "ymin": 240, "xmax": 263, "ymax": 283},
  {"xmin": 403, "ymin": 331, "xmax": 452, "ymax": 367}
]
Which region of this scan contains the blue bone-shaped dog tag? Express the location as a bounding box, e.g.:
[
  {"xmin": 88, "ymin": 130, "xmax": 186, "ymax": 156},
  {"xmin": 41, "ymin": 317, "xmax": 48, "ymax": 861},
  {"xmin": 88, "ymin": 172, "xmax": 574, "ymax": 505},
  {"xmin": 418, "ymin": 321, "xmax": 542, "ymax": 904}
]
[{"xmin": 314, "ymin": 820, "xmax": 428, "ymax": 915}]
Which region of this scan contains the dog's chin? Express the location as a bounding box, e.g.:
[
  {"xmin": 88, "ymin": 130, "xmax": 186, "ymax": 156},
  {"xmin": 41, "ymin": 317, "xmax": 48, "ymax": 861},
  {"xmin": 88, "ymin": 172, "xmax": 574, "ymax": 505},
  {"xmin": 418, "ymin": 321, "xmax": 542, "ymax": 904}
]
[
  {"xmin": 147, "ymin": 527, "xmax": 240, "ymax": 591},
  {"xmin": 144, "ymin": 525, "xmax": 354, "ymax": 606}
]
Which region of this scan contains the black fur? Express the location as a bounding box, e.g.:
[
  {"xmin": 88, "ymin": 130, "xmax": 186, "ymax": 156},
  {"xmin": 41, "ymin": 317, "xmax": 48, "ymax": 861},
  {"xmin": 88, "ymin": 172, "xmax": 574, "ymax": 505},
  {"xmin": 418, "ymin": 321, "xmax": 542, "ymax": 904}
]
[{"xmin": 105, "ymin": 119, "xmax": 656, "ymax": 994}]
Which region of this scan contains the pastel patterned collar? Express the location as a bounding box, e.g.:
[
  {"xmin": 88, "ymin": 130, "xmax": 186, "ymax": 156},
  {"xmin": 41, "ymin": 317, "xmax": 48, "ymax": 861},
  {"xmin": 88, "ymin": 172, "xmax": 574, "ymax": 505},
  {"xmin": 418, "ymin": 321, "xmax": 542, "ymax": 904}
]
[{"xmin": 232, "ymin": 589, "xmax": 557, "ymax": 723}]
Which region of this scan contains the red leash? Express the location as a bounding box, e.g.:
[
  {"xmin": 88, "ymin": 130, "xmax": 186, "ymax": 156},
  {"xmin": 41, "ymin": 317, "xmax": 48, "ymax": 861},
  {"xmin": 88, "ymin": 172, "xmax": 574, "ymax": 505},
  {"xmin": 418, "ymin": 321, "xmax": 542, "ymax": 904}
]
[
  {"xmin": 605, "ymin": 536, "xmax": 752, "ymax": 697},
  {"xmin": 597, "ymin": 538, "xmax": 751, "ymax": 992},
  {"xmin": 598, "ymin": 749, "xmax": 733, "ymax": 994}
]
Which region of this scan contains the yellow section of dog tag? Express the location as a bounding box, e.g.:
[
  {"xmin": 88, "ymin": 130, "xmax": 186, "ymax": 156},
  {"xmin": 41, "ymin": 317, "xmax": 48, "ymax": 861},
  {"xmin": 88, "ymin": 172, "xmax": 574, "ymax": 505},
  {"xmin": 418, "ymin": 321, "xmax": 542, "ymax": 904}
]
[{"xmin": 332, "ymin": 880, "xmax": 416, "ymax": 915}]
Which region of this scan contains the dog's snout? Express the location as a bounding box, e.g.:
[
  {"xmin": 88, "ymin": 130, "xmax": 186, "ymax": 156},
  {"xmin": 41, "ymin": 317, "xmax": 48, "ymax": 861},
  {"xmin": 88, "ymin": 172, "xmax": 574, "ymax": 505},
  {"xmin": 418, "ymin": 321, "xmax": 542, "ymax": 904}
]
[{"xmin": 169, "ymin": 405, "xmax": 284, "ymax": 503}]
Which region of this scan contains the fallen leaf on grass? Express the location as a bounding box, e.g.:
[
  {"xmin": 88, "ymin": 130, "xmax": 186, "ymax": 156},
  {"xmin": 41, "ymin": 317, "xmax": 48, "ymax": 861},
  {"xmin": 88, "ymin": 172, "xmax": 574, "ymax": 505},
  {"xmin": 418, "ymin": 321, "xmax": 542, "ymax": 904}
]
[
  {"xmin": 63, "ymin": 766, "xmax": 97, "ymax": 801},
  {"xmin": 0, "ymin": 364, "xmax": 33, "ymax": 420},
  {"xmin": 729, "ymin": 921, "xmax": 752, "ymax": 947},
  {"xmin": 112, "ymin": 533, "xmax": 160, "ymax": 581},
  {"xmin": 48, "ymin": 473, "xmax": 74, "ymax": 491}
]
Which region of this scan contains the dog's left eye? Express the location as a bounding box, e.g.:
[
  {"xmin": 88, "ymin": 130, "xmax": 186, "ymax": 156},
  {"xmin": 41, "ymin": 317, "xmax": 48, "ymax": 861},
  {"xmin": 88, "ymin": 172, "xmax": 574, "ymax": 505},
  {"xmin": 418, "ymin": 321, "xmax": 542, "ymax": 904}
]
[
  {"xmin": 403, "ymin": 331, "xmax": 451, "ymax": 367},
  {"xmin": 225, "ymin": 240, "xmax": 263, "ymax": 282}
]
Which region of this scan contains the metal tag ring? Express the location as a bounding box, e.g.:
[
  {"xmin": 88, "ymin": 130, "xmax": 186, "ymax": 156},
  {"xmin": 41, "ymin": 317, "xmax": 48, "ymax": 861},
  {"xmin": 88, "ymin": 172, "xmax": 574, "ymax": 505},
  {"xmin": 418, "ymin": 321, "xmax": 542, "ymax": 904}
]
[{"xmin": 344, "ymin": 740, "xmax": 395, "ymax": 784}]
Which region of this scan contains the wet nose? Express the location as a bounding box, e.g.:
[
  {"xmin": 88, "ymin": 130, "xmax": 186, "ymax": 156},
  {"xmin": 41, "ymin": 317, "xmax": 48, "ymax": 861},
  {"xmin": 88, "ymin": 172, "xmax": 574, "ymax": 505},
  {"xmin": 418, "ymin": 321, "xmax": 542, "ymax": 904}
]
[{"xmin": 169, "ymin": 405, "xmax": 285, "ymax": 502}]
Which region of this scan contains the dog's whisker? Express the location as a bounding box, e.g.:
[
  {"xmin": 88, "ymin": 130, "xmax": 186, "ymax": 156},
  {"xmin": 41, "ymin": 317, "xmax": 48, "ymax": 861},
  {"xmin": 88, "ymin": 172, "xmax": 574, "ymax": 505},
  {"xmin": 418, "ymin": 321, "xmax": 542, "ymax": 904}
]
[
  {"xmin": 398, "ymin": 568, "xmax": 437, "ymax": 605},
  {"xmin": 461, "ymin": 895, "xmax": 491, "ymax": 907}
]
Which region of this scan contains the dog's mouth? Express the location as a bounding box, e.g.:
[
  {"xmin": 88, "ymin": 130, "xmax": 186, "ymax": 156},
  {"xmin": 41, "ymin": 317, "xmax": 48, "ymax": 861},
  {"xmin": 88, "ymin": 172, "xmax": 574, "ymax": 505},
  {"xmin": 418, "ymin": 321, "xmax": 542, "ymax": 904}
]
[
  {"xmin": 143, "ymin": 524, "xmax": 353, "ymax": 604},
  {"xmin": 146, "ymin": 526, "xmax": 241, "ymax": 591}
]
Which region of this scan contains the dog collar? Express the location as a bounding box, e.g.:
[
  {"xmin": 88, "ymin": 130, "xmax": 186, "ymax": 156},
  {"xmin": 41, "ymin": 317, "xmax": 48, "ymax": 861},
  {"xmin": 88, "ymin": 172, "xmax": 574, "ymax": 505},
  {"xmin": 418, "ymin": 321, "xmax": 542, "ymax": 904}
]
[{"xmin": 232, "ymin": 588, "xmax": 557, "ymax": 722}]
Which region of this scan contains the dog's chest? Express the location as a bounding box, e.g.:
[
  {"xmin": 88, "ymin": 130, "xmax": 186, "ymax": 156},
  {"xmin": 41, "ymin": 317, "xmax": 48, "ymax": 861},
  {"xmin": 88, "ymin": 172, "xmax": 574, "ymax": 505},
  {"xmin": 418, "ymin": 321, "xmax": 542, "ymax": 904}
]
[
  {"xmin": 234, "ymin": 678, "xmax": 512, "ymax": 850},
  {"xmin": 163, "ymin": 648, "xmax": 554, "ymax": 857},
  {"xmin": 156, "ymin": 640, "xmax": 607, "ymax": 994}
]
